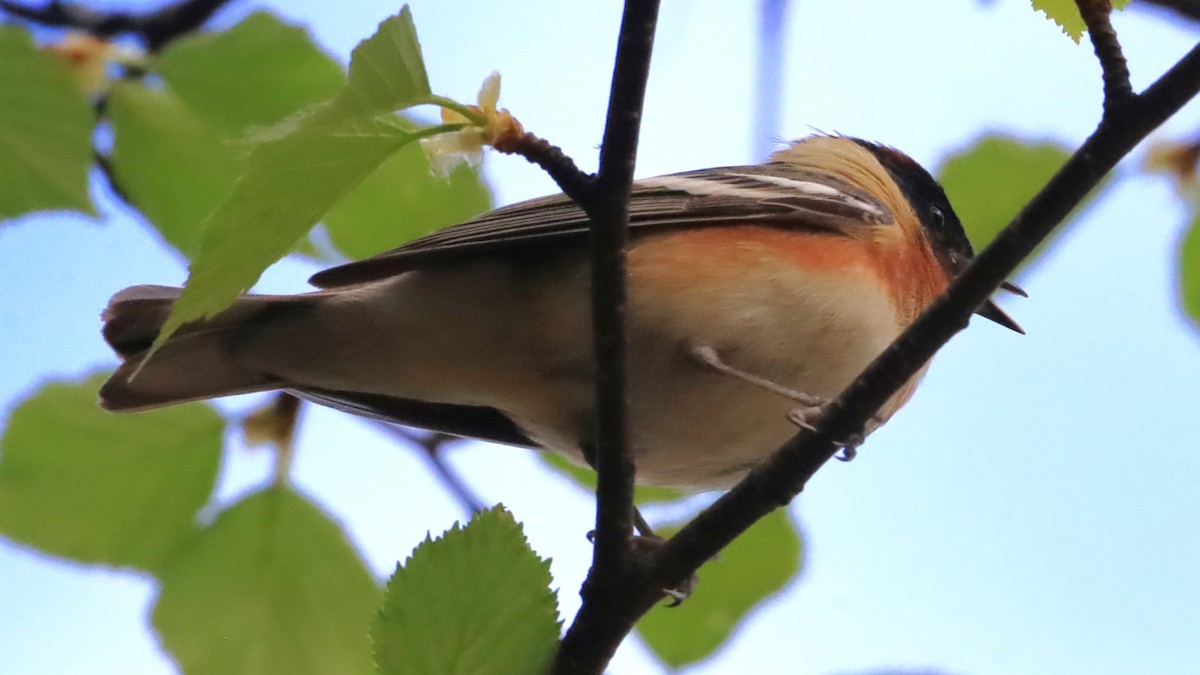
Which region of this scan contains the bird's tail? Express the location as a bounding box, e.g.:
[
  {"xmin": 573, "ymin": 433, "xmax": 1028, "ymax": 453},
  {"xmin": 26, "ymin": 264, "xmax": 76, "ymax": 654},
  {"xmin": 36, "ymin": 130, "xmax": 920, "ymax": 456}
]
[{"xmin": 98, "ymin": 285, "xmax": 314, "ymax": 411}]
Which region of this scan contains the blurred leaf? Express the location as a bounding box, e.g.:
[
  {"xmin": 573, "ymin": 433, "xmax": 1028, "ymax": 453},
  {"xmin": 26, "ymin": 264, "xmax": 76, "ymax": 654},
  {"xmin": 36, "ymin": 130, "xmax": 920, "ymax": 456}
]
[
  {"xmin": 154, "ymin": 7, "xmax": 440, "ymax": 353},
  {"xmin": 1180, "ymin": 213, "xmax": 1200, "ymax": 328},
  {"xmin": 539, "ymin": 452, "xmax": 684, "ymax": 505},
  {"xmin": 938, "ymin": 135, "xmax": 1103, "ymax": 270},
  {"xmin": 156, "ymin": 11, "xmax": 344, "ymax": 134},
  {"xmin": 0, "ymin": 26, "xmax": 95, "ymax": 220},
  {"xmin": 108, "ymin": 82, "xmax": 241, "ymax": 257},
  {"xmin": 1144, "ymin": 139, "xmax": 1200, "ymax": 186},
  {"xmin": 1032, "ymin": 0, "xmax": 1131, "ymax": 43},
  {"xmin": 373, "ymin": 506, "xmax": 559, "ymax": 675},
  {"xmin": 324, "ymin": 142, "xmax": 490, "ymax": 260},
  {"xmin": 636, "ymin": 509, "xmax": 803, "ymax": 668},
  {"xmin": 0, "ymin": 375, "xmax": 221, "ymax": 571},
  {"xmin": 114, "ymin": 12, "xmax": 346, "ymax": 259},
  {"xmin": 153, "ymin": 487, "xmax": 380, "ymax": 675}
]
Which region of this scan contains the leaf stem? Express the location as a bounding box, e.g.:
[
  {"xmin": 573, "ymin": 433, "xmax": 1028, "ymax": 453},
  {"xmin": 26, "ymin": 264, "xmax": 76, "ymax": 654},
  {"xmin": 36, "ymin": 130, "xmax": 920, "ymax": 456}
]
[
  {"xmin": 423, "ymin": 95, "xmax": 488, "ymax": 126},
  {"xmin": 408, "ymin": 121, "xmax": 470, "ymax": 140}
]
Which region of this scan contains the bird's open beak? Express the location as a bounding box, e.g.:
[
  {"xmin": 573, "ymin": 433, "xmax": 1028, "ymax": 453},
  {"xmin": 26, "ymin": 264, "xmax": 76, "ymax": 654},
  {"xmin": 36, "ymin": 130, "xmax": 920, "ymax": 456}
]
[
  {"xmin": 975, "ymin": 298, "xmax": 1024, "ymax": 334},
  {"xmin": 1000, "ymin": 280, "xmax": 1028, "ymax": 297}
]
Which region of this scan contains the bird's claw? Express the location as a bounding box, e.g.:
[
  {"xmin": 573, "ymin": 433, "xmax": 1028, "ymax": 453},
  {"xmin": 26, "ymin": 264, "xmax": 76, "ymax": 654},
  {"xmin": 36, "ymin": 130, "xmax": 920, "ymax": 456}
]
[
  {"xmin": 788, "ymin": 402, "xmax": 871, "ymax": 461},
  {"xmin": 628, "ymin": 533, "xmax": 700, "ymax": 605},
  {"xmin": 663, "ymin": 583, "xmax": 694, "ymax": 607},
  {"xmin": 787, "ymin": 404, "xmax": 823, "ymax": 431}
]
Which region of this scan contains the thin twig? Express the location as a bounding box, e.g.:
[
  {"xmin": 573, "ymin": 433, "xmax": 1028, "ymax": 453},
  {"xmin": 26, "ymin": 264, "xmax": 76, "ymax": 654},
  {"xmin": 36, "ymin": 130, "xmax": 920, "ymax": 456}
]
[
  {"xmin": 241, "ymin": 392, "xmax": 302, "ymax": 486},
  {"xmin": 553, "ymin": 1, "xmax": 662, "ymax": 673},
  {"xmin": 492, "ymin": 131, "xmax": 595, "ymax": 206},
  {"xmin": 94, "ymin": 152, "xmax": 133, "ymax": 207},
  {"xmin": 0, "ymin": 0, "xmax": 236, "ymax": 50},
  {"xmin": 752, "ymin": 0, "xmax": 789, "ymax": 160},
  {"xmin": 1076, "ymin": 0, "xmax": 1135, "ymax": 117},
  {"xmin": 369, "ymin": 421, "xmax": 487, "ymax": 517}
]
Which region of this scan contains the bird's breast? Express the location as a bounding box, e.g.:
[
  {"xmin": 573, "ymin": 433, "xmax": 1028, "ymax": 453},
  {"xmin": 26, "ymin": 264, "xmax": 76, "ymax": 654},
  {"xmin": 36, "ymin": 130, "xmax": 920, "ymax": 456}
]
[{"xmin": 615, "ymin": 227, "xmax": 911, "ymax": 488}]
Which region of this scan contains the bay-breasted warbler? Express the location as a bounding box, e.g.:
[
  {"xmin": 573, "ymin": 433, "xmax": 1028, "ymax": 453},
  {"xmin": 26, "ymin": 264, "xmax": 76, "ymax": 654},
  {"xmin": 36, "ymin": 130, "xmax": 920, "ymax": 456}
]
[{"xmin": 99, "ymin": 134, "xmax": 1021, "ymax": 490}]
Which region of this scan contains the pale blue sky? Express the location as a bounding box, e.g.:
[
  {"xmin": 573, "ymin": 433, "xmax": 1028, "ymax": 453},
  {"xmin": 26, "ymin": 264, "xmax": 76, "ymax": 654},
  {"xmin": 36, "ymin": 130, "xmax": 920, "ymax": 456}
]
[{"xmin": 1, "ymin": 1, "xmax": 1198, "ymax": 673}]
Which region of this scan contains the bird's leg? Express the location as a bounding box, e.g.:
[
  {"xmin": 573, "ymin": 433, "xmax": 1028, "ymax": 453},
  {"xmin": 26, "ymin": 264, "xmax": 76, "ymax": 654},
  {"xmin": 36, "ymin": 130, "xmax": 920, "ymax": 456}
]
[
  {"xmin": 686, "ymin": 343, "xmax": 825, "ymax": 407},
  {"xmin": 687, "ymin": 342, "xmax": 832, "ymax": 430},
  {"xmin": 580, "ymin": 442, "xmax": 698, "ymax": 603},
  {"xmin": 687, "ymin": 342, "xmax": 876, "ymax": 461},
  {"xmin": 584, "ymin": 506, "xmax": 656, "ymax": 540}
]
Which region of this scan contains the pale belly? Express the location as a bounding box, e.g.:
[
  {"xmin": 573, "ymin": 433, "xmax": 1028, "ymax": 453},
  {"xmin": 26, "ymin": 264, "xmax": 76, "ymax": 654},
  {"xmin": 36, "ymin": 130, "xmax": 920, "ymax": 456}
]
[
  {"xmin": 508, "ymin": 237, "xmax": 909, "ymax": 490},
  {"xmin": 291, "ymin": 231, "xmax": 920, "ymax": 490}
]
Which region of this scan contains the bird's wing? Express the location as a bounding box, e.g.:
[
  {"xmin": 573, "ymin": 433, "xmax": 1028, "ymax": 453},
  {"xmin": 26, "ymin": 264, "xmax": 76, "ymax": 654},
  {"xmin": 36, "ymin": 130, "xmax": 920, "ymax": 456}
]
[
  {"xmin": 291, "ymin": 387, "xmax": 537, "ymax": 448},
  {"xmin": 309, "ymin": 162, "xmax": 893, "ymax": 288}
]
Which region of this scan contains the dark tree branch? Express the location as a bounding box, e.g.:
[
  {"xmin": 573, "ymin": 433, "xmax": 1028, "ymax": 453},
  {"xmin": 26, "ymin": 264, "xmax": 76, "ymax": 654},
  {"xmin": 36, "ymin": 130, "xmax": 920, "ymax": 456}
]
[
  {"xmin": 648, "ymin": 34, "xmax": 1200, "ymax": 618},
  {"xmin": 0, "ymin": 0, "xmax": 235, "ymax": 50},
  {"xmin": 585, "ymin": 0, "xmax": 659, "ymax": 577},
  {"xmin": 369, "ymin": 421, "xmax": 487, "ymax": 517},
  {"xmin": 553, "ymin": 0, "xmax": 661, "ymax": 672},
  {"xmin": 538, "ymin": 32, "xmax": 1200, "ymax": 669},
  {"xmin": 1138, "ymin": 0, "xmax": 1200, "ymax": 23},
  {"xmin": 1077, "ymin": 0, "xmax": 1135, "ymax": 116}
]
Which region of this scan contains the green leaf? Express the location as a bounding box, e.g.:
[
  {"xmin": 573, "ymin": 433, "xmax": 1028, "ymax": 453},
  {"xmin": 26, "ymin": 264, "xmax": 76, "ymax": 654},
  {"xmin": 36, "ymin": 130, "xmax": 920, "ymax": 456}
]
[
  {"xmin": 108, "ymin": 82, "xmax": 242, "ymax": 257},
  {"xmin": 153, "ymin": 487, "xmax": 381, "ymax": 675},
  {"xmin": 373, "ymin": 506, "xmax": 560, "ymax": 675},
  {"xmin": 155, "ymin": 11, "xmax": 344, "ymax": 134},
  {"xmin": 1031, "ymin": 0, "xmax": 1132, "ymax": 43},
  {"xmin": 539, "ymin": 452, "xmax": 684, "ymax": 505},
  {"xmin": 324, "ymin": 141, "xmax": 490, "ymax": 259},
  {"xmin": 158, "ymin": 112, "xmax": 416, "ymax": 342},
  {"xmin": 334, "ymin": 6, "xmax": 432, "ymax": 116},
  {"xmin": 0, "ymin": 374, "xmax": 221, "ymax": 571},
  {"xmin": 1180, "ymin": 213, "xmax": 1200, "ymax": 328},
  {"xmin": 636, "ymin": 509, "xmax": 803, "ymax": 668},
  {"xmin": 938, "ymin": 135, "xmax": 1094, "ymax": 267},
  {"xmin": 113, "ymin": 12, "xmax": 346, "ymax": 258},
  {"xmin": 153, "ymin": 6, "xmax": 439, "ymax": 351},
  {"xmin": 0, "ymin": 26, "xmax": 95, "ymax": 220}
]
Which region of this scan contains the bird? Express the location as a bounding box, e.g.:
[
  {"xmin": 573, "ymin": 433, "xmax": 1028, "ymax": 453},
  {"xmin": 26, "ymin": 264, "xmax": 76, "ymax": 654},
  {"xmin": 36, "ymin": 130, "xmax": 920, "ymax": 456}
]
[{"xmin": 98, "ymin": 134, "xmax": 1022, "ymax": 491}]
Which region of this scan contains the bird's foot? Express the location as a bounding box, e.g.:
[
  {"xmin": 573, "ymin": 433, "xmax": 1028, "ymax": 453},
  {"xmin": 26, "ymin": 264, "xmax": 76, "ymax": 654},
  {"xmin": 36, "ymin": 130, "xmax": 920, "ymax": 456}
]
[{"xmin": 787, "ymin": 402, "xmax": 874, "ymax": 461}]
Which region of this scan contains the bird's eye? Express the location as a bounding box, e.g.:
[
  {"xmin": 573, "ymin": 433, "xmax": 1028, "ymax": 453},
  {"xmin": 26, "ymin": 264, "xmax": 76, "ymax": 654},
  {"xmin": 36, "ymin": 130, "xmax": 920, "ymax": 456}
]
[{"xmin": 929, "ymin": 204, "xmax": 946, "ymax": 229}]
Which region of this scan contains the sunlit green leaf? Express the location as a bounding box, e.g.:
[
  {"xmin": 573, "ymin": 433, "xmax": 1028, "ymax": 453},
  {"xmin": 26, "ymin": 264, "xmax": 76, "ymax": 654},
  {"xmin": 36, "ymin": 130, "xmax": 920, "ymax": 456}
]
[
  {"xmin": 108, "ymin": 82, "xmax": 241, "ymax": 257},
  {"xmin": 0, "ymin": 26, "xmax": 95, "ymax": 220},
  {"xmin": 0, "ymin": 374, "xmax": 221, "ymax": 571},
  {"xmin": 157, "ymin": 111, "xmax": 416, "ymax": 344},
  {"xmin": 156, "ymin": 11, "xmax": 344, "ymax": 134},
  {"xmin": 324, "ymin": 141, "xmax": 490, "ymax": 259},
  {"xmin": 1180, "ymin": 213, "xmax": 1200, "ymax": 328},
  {"xmin": 1031, "ymin": 0, "xmax": 1131, "ymax": 43},
  {"xmin": 334, "ymin": 6, "xmax": 431, "ymax": 116},
  {"xmin": 153, "ymin": 487, "xmax": 380, "ymax": 675},
  {"xmin": 373, "ymin": 506, "xmax": 559, "ymax": 675},
  {"xmin": 154, "ymin": 7, "xmax": 439, "ymax": 352},
  {"xmin": 636, "ymin": 509, "xmax": 802, "ymax": 668},
  {"xmin": 539, "ymin": 452, "xmax": 684, "ymax": 505}
]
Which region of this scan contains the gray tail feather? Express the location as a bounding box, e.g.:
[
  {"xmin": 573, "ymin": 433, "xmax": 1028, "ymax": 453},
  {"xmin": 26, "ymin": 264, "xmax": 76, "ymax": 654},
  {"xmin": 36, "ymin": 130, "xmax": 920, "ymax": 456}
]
[{"xmin": 99, "ymin": 285, "xmax": 310, "ymax": 412}]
